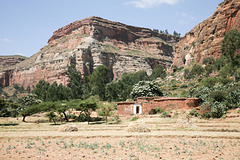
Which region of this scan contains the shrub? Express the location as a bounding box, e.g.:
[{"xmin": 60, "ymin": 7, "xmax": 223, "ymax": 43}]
[
  {"xmin": 210, "ymin": 101, "xmax": 228, "ymax": 118},
  {"xmin": 161, "ymin": 111, "xmax": 168, "ymax": 118},
  {"xmin": 200, "ymin": 77, "xmax": 219, "ymax": 88},
  {"xmin": 180, "ymin": 84, "xmax": 188, "ymax": 88},
  {"xmin": 189, "ymin": 109, "xmax": 199, "ymax": 117},
  {"xmin": 130, "ymin": 116, "xmax": 139, "ymax": 121},
  {"xmin": 209, "ymin": 90, "xmax": 227, "ymax": 102},
  {"xmin": 227, "ymin": 88, "xmax": 240, "ymax": 108},
  {"xmin": 199, "ymin": 102, "xmax": 211, "ymax": 118},
  {"xmin": 155, "ymin": 107, "xmax": 164, "ymax": 114},
  {"xmin": 130, "ymin": 81, "xmax": 163, "ymax": 100},
  {"xmin": 202, "ymin": 57, "xmax": 214, "ymax": 65}
]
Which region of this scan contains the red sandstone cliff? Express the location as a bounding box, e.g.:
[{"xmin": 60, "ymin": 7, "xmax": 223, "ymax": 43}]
[
  {"xmin": 0, "ymin": 56, "xmax": 26, "ymax": 70},
  {"xmin": 0, "ymin": 16, "xmax": 178, "ymax": 88},
  {"xmin": 171, "ymin": 0, "xmax": 240, "ymax": 68}
]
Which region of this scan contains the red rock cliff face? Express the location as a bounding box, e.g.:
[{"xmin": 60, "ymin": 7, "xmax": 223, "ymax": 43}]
[
  {"xmin": 0, "ymin": 17, "xmax": 178, "ymax": 88},
  {"xmin": 0, "ymin": 56, "xmax": 26, "ymax": 70},
  {"xmin": 171, "ymin": 0, "xmax": 240, "ymax": 68}
]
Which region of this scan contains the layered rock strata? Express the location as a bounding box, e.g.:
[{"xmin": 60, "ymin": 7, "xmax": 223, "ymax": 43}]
[
  {"xmin": 0, "ymin": 16, "xmax": 178, "ymax": 88},
  {"xmin": 172, "ymin": 0, "xmax": 240, "ymax": 68}
]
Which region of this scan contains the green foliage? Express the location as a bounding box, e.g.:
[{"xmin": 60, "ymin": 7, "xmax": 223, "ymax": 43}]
[
  {"xmin": 87, "ymin": 65, "xmax": 110, "ymax": 100},
  {"xmin": 130, "ymin": 81, "xmax": 163, "ymax": 100},
  {"xmin": 152, "ymin": 29, "xmax": 159, "ymax": 33},
  {"xmin": 0, "ymin": 99, "xmax": 20, "ymax": 117},
  {"xmin": 189, "ymin": 109, "xmax": 199, "ymax": 117},
  {"xmin": 106, "ymin": 71, "xmax": 149, "ymax": 101},
  {"xmin": 209, "ymin": 90, "xmax": 226, "ymax": 102},
  {"xmin": 155, "ymin": 107, "xmax": 164, "ymax": 114},
  {"xmin": 210, "ymin": 101, "xmax": 228, "ymax": 118},
  {"xmin": 75, "ymin": 100, "xmax": 97, "ymax": 124},
  {"xmin": 66, "ymin": 64, "xmax": 83, "ymax": 99},
  {"xmin": 33, "ymin": 80, "xmax": 50, "ymax": 101},
  {"xmin": 45, "ymin": 111, "xmax": 57, "ymax": 124},
  {"xmin": 18, "ymin": 94, "xmax": 42, "ymax": 106},
  {"xmin": 18, "ymin": 94, "xmax": 42, "ymax": 121},
  {"xmin": 150, "ymin": 65, "xmax": 166, "ymax": 80},
  {"xmin": 184, "ymin": 64, "xmax": 205, "ymax": 79},
  {"xmin": 202, "ymin": 57, "xmax": 214, "ymax": 65},
  {"xmin": 173, "ymin": 30, "xmax": 181, "ymax": 37},
  {"xmin": 130, "ymin": 116, "xmax": 139, "ymax": 121},
  {"xmin": 227, "ymin": 84, "xmax": 240, "ymax": 108},
  {"xmin": 98, "ymin": 102, "xmax": 115, "ymax": 124},
  {"xmin": 189, "ymin": 82, "xmax": 240, "ymax": 118},
  {"xmin": 200, "ymin": 77, "xmax": 218, "ymax": 88},
  {"xmin": 221, "ymin": 29, "xmax": 240, "ymax": 61},
  {"xmin": 33, "ymin": 80, "xmax": 70, "ymax": 102}
]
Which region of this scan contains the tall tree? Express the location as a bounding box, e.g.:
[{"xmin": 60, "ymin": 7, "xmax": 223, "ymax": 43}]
[
  {"xmin": 88, "ymin": 65, "xmax": 109, "ymax": 100},
  {"xmin": 33, "ymin": 80, "xmax": 50, "ymax": 101},
  {"xmin": 150, "ymin": 65, "xmax": 166, "ymax": 80},
  {"xmin": 106, "ymin": 70, "xmax": 149, "ymax": 101},
  {"xmin": 221, "ymin": 29, "xmax": 240, "ymax": 61},
  {"xmin": 66, "ymin": 64, "xmax": 83, "ymax": 99},
  {"xmin": 130, "ymin": 81, "xmax": 163, "ymax": 100},
  {"xmin": 75, "ymin": 101, "xmax": 97, "ymax": 124}
]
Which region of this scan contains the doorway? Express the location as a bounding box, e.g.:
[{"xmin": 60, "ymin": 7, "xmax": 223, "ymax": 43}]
[{"xmin": 136, "ymin": 106, "xmax": 140, "ymax": 114}]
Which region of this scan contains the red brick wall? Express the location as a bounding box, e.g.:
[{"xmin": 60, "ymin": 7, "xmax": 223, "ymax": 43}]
[
  {"xmin": 117, "ymin": 98, "xmax": 200, "ymax": 116},
  {"xmin": 117, "ymin": 102, "xmax": 135, "ymax": 116}
]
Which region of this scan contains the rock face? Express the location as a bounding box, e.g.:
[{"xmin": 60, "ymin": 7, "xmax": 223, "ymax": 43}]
[
  {"xmin": 0, "ymin": 56, "xmax": 26, "ymax": 70},
  {"xmin": 0, "ymin": 16, "xmax": 178, "ymax": 88},
  {"xmin": 172, "ymin": 0, "xmax": 240, "ymax": 68}
]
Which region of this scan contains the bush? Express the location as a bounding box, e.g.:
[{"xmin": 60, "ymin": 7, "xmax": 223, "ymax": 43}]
[
  {"xmin": 130, "ymin": 81, "xmax": 163, "ymax": 100},
  {"xmin": 199, "ymin": 102, "xmax": 211, "ymax": 118},
  {"xmin": 199, "ymin": 101, "xmax": 228, "ymax": 118},
  {"xmin": 200, "ymin": 77, "xmax": 219, "ymax": 88},
  {"xmin": 189, "ymin": 109, "xmax": 199, "ymax": 117},
  {"xmin": 209, "ymin": 90, "xmax": 227, "ymax": 102},
  {"xmin": 155, "ymin": 107, "xmax": 164, "ymax": 114},
  {"xmin": 130, "ymin": 116, "xmax": 139, "ymax": 121},
  {"xmin": 161, "ymin": 111, "xmax": 168, "ymax": 118},
  {"xmin": 210, "ymin": 101, "xmax": 228, "ymax": 118}
]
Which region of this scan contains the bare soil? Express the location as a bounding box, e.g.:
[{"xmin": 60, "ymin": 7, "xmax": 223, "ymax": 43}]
[{"xmin": 0, "ymin": 110, "xmax": 240, "ymax": 160}]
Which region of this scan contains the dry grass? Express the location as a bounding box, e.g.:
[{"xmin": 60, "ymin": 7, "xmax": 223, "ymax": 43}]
[
  {"xmin": 58, "ymin": 124, "xmax": 78, "ymax": 132},
  {"xmin": 125, "ymin": 121, "xmax": 151, "ymax": 132}
]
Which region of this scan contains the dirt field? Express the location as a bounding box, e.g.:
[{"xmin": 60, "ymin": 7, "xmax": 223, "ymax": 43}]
[{"xmin": 0, "ymin": 110, "xmax": 240, "ymax": 160}]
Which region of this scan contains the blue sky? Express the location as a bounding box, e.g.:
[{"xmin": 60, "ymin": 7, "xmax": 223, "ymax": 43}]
[{"xmin": 0, "ymin": 0, "xmax": 223, "ymax": 57}]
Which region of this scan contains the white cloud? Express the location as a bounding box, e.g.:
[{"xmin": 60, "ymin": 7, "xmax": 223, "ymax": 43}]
[
  {"xmin": 176, "ymin": 12, "xmax": 197, "ymax": 25},
  {"xmin": 125, "ymin": 0, "xmax": 180, "ymax": 8},
  {"xmin": 3, "ymin": 38, "xmax": 13, "ymax": 43}
]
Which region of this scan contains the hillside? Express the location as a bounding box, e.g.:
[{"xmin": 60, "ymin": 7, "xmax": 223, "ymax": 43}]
[
  {"xmin": 0, "ymin": 16, "xmax": 178, "ymax": 88},
  {"xmin": 171, "ymin": 0, "xmax": 240, "ymax": 68}
]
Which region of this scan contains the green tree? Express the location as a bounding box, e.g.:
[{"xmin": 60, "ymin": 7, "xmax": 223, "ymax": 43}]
[
  {"xmin": 221, "ymin": 29, "xmax": 240, "ymax": 61},
  {"xmin": 106, "ymin": 71, "xmax": 149, "ymax": 101},
  {"xmin": 98, "ymin": 102, "xmax": 115, "ymax": 124},
  {"xmin": 46, "ymin": 81, "xmax": 58, "ymax": 101},
  {"xmin": 66, "ymin": 64, "xmax": 83, "ymax": 99},
  {"xmin": 75, "ymin": 101, "xmax": 97, "ymax": 124},
  {"xmin": 33, "ymin": 80, "xmax": 50, "ymax": 101},
  {"xmin": 45, "ymin": 111, "xmax": 57, "ymax": 124},
  {"xmin": 150, "ymin": 65, "xmax": 166, "ymax": 80},
  {"xmin": 88, "ymin": 65, "xmax": 109, "ymax": 100},
  {"xmin": 130, "ymin": 81, "xmax": 163, "ymax": 100},
  {"xmin": 0, "ymin": 99, "xmax": 20, "ymax": 117},
  {"xmin": 18, "ymin": 94, "xmax": 42, "ymax": 121}
]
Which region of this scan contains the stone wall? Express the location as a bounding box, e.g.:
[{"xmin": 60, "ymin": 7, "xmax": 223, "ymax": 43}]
[{"xmin": 117, "ymin": 97, "xmax": 200, "ymax": 116}]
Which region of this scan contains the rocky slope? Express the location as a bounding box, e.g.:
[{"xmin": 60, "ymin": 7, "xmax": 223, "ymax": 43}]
[
  {"xmin": 0, "ymin": 56, "xmax": 26, "ymax": 70},
  {"xmin": 0, "ymin": 16, "xmax": 178, "ymax": 88},
  {"xmin": 172, "ymin": 0, "xmax": 240, "ymax": 68}
]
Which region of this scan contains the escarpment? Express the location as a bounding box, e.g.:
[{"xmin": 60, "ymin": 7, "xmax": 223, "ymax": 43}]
[
  {"xmin": 0, "ymin": 16, "xmax": 178, "ymax": 88},
  {"xmin": 172, "ymin": 0, "xmax": 240, "ymax": 68}
]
